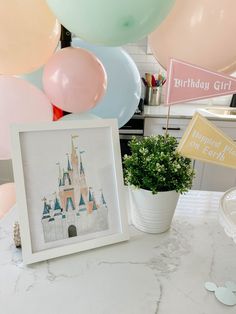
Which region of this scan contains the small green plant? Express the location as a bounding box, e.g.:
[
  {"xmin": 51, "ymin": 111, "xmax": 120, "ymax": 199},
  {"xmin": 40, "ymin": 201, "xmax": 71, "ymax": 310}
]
[{"xmin": 123, "ymin": 135, "xmax": 195, "ymax": 194}]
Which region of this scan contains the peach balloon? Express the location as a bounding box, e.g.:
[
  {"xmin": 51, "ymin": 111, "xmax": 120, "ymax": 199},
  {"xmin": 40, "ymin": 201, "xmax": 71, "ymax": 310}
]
[
  {"xmin": 43, "ymin": 47, "xmax": 107, "ymax": 113},
  {"xmin": 0, "ymin": 0, "xmax": 60, "ymax": 75},
  {"xmin": 0, "ymin": 77, "xmax": 53, "ymax": 160},
  {"xmin": 0, "ymin": 183, "xmax": 16, "ymax": 219},
  {"xmin": 149, "ymin": 0, "xmax": 236, "ymax": 74}
]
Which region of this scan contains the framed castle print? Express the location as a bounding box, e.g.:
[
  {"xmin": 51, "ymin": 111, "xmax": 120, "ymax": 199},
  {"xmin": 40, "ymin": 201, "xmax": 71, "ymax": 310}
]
[{"xmin": 11, "ymin": 119, "xmax": 129, "ymax": 264}]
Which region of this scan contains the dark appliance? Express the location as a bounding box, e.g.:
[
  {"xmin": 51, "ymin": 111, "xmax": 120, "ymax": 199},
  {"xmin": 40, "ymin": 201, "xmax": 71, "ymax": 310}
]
[
  {"xmin": 119, "ymin": 99, "xmax": 145, "ymax": 159},
  {"xmin": 60, "ymin": 25, "xmax": 72, "ymax": 48},
  {"xmin": 230, "ymin": 94, "xmax": 236, "ymax": 107},
  {"xmin": 119, "ymin": 113, "xmax": 144, "ymax": 159}
]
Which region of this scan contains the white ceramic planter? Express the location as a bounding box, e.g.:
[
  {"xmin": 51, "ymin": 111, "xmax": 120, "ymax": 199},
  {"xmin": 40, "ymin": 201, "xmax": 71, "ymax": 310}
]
[{"xmin": 129, "ymin": 187, "xmax": 180, "ymax": 234}]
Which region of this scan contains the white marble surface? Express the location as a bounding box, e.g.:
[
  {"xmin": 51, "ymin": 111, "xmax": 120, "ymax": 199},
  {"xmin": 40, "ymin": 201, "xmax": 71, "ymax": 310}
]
[
  {"xmin": 144, "ymin": 104, "xmax": 236, "ymax": 121},
  {"xmin": 1, "ymin": 190, "xmax": 236, "ymax": 314}
]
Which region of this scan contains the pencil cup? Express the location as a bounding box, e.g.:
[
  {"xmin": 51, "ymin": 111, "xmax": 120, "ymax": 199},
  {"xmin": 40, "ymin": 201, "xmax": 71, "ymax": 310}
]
[
  {"xmin": 150, "ymin": 86, "xmax": 161, "ymax": 106},
  {"xmin": 144, "ymin": 86, "xmax": 161, "ymax": 106},
  {"xmin": 144, "ymin": 86, "xmax": 152, "ymax": 105}
]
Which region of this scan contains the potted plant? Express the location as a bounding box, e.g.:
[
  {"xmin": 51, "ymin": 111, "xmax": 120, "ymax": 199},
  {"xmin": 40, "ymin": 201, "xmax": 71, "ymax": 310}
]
[{"xmin": 123, "ymin": 134, "xmax": 195, "ymax": 233}]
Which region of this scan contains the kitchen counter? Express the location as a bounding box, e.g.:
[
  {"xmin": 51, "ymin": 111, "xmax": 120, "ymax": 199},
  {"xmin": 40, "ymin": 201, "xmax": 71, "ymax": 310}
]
[
  {"xmin": 144, "ymin": 103, "xmax": 205, "ymax": 119},
  {"xmin": 1, "ymin": 190, "xmax": 236, "ymax": 314},
  {"xmin": 144, "ymin": 104, "xmax": 236, "ymax": 121}
]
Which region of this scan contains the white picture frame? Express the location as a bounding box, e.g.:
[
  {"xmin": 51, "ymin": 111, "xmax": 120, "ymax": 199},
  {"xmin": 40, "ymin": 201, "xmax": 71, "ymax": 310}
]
[{"xmin": 11, "ymin": 119, "xmax": 129, "ymax": 264}]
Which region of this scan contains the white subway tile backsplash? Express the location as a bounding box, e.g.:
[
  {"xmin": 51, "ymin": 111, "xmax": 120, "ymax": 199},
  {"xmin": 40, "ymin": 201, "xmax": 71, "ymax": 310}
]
[
  {"xmin": 123, "ymin": 37, "xmax": 164, "ymax": 77},
  {"xmin": 122, "ymin": 38, "xmax": 233, "ymax": 107},
  {"xmin": 124, "ymin": 45, "xmax": 146, "ymax": 55}
]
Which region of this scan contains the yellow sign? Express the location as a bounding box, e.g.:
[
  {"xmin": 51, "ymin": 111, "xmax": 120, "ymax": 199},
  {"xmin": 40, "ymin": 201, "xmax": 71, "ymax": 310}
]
[{"xmin": 177, "ymin": 113, "xmax": 236, "ymax": 169}]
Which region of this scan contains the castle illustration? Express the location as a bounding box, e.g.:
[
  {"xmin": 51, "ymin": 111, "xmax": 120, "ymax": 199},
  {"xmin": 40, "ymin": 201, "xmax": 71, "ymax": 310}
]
[{"xmin": 41, "ymin": 135, "xmax": 109, "ymax": 243}]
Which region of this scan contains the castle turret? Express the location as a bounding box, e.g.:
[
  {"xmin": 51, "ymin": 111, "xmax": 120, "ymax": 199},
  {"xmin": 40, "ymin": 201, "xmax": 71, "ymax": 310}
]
[
  {"xmin": 53, "ymin": 193, "xmax": 63, "ymax": 217},
  {"xmin": 71, "ymin": 135, "xmax": 80, "ymax": 208},
  {"xmin": 90, "ymin": 189, "xmax": 98, "ymax": 210},
  {"xmin": 92, "ymin": 200, "xmax": 98, "ymax": 211},
  {"xmin": 79, "ymin": 151, "xmax": 88, "ymax": 202},
  {"xmin": 71, "ymin": 136, "xmax": 79, "ymax": 170},
  {"xmin": 66, "ymin": 196, "xmax": 75, "ymax": 211},
  {"xmin": 56, "ymin": 162, "xmax": 63, "ymax": 187},
  {"xmin": 67, "ymin": 153, "xmax": 72, "ymax": 174},
  {"xmin": 80, "ymin": 153, "xmax": 85, "ymax": 176},
  {"xmin": 100, "ymin": 190, "xmax": 107, "ymax": 208},
  {"xmin": 79, "ymin": 194, "xmax": 87, "ymax": 212},
  {"xmin": 54, "ymin": 195, "xmax": 61, "ymax": 211},
  {"xmin": 88, "ymin": 187, "xmax": 94, "ymax": 202},
  {"xmin": 63, "ymin": 171, "xmax": 71, "ymax": 186},
  {"xmin": 59, "ymin": 168, "xmax": 74, "ymax": 211},
  {"xmin": 87, "ymin": 187, "xmax": 97, "ymax": 213},
  {"xmin": 42, "ymin": 197, "xmax": 51, "ymax": 219}
]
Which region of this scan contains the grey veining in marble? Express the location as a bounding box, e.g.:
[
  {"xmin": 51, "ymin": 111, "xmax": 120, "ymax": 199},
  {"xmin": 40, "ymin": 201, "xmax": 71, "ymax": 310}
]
[{"xmin": 0, "ymin": 191, "xmax": 236, "ymax": 314}]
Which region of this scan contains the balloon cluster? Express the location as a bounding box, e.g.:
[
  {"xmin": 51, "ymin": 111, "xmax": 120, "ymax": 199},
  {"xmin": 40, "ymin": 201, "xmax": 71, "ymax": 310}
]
[{"xmin": 1, "ymin": 0, "xmax": 236, "ymax": 160}]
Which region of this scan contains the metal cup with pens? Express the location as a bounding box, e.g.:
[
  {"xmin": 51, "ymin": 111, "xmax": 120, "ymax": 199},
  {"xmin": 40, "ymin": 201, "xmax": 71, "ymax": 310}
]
[
  {"xmin": 142, "ymin": 73, "xmax": 166, "ymax": 106},
  {"xmin": 144, "ymin": 86, "xmax": 162, "ymax": 106}
]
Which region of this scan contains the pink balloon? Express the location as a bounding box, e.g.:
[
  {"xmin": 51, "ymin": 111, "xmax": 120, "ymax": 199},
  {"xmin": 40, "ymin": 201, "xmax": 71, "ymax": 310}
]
[
  {"xmin": 0, "ymin": 77, "xmax": 53, "ymax": 160},
  {"xmin": 43, "ymin": 47, "xmax": 107, "ymax": 113},
  {"xmin": 0, "ymin": 183, "xmax": 16, "ymax": 219},
  {"xmin": 149, "ymin": 0, "xmax": 236, "ymax": 74}
]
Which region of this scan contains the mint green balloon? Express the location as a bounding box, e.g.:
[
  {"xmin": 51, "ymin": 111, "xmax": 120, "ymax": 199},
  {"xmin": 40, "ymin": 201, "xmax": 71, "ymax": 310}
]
[{"xmin": 47, "ymin": 0, "xmax": 175, "ymax": 46}]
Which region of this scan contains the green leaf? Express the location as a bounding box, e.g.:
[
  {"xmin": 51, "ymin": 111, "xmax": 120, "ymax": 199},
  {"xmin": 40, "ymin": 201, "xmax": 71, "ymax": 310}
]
[{"xmin": 123, "ymin": 135, "xmax": 195, "ymax": 194}]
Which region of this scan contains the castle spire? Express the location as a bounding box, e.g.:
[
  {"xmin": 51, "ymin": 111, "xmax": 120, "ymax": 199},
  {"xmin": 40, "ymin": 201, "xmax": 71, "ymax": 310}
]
[
  {"xmin": 66, "ymin": 197, "xmax": 75, "ymax": 211},
  {"xmin": 56, "ymin": 162, "xmax": 62, "ymax": 186},
  {"xmin": 80, "ymin": 151, "xmax": 85, "ymax": 175},
  {"xmin": 71, "ymin": 135, "xmax": 78, "ymax": 154},
  {"xmin": 66, "ymin": 153, "xmax": 72, "ymax": 171},
  {"xmin": 54, "ymin": 193, "xmax": 62, "ymax": 211},
  {"xmin": 88, "ymin": 187, "xmax": 94, "ymax": 202},
  {"xmin": 79, "ymin": 194, "xmax": 86, "ymax": 206},
  {"xmin": 42, "ymin": 197, "xmax": 51, "ymax": 218},
  {"xmin": 92, "ymin": 200, "xmax": 98, "ymax": 211},
  {"xmin": 42, "ymin": 197, "xmax": 49, "ymax": 215},
  {"xmin": 71, "ymin": 135, "xmax": 79, "ymax": 172},
  {"xmin": 100, "ymin": 189, "xmax": 107, "ymax": 207},
  {"xmin": 79, "ymin": 194, "xmax": 87, "ymax": 212},
  {"xmin": 71, "ymin": 135, "xmax": 79, "ymax": 158},
  {"xmin": 63, "ymin": 171, "xmax": 71, "ymax": 186}
]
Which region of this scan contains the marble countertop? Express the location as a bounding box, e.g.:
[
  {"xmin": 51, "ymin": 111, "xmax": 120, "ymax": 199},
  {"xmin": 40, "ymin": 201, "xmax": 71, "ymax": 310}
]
[
  {"xmin": 144, "ymin": 104, "xmax": 236, "ymax": 121},
  {"xmin": 1, "ymin": 190, "xmax": 236, "ymax": 314}
]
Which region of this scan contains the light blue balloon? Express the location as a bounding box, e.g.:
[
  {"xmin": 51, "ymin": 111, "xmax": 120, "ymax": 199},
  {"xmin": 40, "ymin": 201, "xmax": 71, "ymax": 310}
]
[
  {"xmin": 60, "ymin": 113, "xmax": 100, "ymax": 121},
  {"xmin": 20, "ymin": 67, "xmax": 44, "ymax": 91},
  {"xmin": 72, "ymin": 38, "xmax": 141, "ymax": 128}
]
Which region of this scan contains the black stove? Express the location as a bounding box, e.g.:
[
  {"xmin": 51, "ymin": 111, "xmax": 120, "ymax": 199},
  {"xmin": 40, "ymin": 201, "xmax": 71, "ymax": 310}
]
[{"xmin": 119, "ymin": 99, "xmax": 144, "ymax": 158}]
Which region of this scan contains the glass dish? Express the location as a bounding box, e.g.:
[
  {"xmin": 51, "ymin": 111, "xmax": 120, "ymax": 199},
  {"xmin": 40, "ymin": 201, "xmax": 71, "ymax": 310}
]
[{"xmin": 219, "ymin": 187, "xmax": 236, "ymax": 243}]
